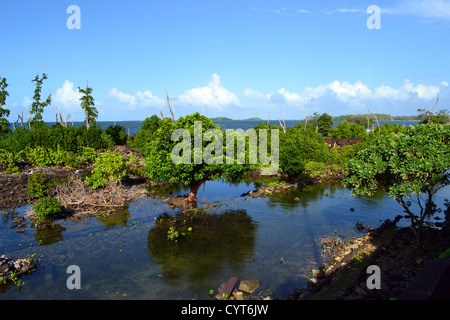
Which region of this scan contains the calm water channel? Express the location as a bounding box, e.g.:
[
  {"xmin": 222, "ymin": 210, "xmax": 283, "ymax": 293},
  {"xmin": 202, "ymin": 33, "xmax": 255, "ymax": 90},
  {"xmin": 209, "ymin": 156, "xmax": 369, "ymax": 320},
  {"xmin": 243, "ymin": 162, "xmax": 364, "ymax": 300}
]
[{"xmin": 1, "ymin": 179, "xmax": 448, "ymax": 300}]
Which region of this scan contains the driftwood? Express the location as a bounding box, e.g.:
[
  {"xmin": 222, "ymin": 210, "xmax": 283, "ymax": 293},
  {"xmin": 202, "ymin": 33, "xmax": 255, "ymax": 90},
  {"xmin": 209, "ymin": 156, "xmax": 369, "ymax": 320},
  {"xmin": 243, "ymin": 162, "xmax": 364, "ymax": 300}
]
[{"xmin": 53, "ymin": 176, "xmax": 147, "ymax": 212}]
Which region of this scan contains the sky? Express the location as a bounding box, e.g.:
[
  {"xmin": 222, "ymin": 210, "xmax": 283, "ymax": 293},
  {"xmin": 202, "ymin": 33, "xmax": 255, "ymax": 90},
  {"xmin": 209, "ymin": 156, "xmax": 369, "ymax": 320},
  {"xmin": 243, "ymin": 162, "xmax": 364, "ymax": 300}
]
[{"xmin": 1, "ymin": 0, "xmax": 450, "ymax": 121}]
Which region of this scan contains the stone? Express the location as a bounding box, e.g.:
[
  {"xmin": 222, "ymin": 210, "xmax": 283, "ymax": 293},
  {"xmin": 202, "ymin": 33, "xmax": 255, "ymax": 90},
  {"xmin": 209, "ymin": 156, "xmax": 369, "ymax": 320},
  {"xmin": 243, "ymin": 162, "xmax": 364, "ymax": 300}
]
[
  {"xmin": 232, "ymin": 290, "xmax": 244, "ymax": 300},
  {"xmin": 239, "ymin": 280, "xmax": 260, "ymax": 294}
]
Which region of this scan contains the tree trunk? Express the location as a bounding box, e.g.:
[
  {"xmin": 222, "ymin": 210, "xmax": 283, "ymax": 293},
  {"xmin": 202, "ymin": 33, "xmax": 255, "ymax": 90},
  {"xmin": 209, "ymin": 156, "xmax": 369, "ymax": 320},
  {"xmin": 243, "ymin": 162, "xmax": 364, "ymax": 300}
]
[{"xmin": 187, "ymin": 180, "xmax": 205, "ymax": 202}]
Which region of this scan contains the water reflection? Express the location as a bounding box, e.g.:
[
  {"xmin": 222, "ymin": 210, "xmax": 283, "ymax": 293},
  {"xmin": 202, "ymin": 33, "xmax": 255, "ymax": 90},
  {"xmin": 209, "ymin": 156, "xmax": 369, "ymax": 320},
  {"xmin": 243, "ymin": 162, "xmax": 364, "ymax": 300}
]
[
  {"xmin": 147, "ymin": 209, "xmax": 257, "ymax": 288},
  {"xmin": 96, "ymin": 207, "xmax": 131, "ymax": 229},
  {"xmin": 34, "ymin": 222, "xmax": 66, "ymax": 246}
]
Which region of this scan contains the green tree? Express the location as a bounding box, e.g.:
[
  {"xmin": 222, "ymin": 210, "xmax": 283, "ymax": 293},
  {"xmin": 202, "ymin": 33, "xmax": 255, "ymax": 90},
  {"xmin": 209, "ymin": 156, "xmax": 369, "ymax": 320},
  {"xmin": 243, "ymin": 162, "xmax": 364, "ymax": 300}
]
[
  {"xmin": 329, "ymin": 121, "xmax": 366, "ymax": 139},
  {"xmin": 30, "ymin": 73, "xmax": 52, "ymax": 123},
  {"xmin": 78, "ymin": 82, "xmax": 98, "ymax": 130},
  {"xmin": 417, "ymin": 108, "xmax": 449, "ymax": 124},
  {"xmin": 144, "ymin": 113, "xmax": 252, "ymax": 202},
  {"xmin": 0, "ymin": 77, "xmax": 11, "ymax": 137},
  {"xmin": 317, "ymin": 113, "xmax": 334, "ymax": 136},
  {"xmin": 343, "ymin": 124, "xmax": 450, "ymax": 248},
  {"xmin": 279, "ymin": 127, "xmax": 330, "ymax": 176}
]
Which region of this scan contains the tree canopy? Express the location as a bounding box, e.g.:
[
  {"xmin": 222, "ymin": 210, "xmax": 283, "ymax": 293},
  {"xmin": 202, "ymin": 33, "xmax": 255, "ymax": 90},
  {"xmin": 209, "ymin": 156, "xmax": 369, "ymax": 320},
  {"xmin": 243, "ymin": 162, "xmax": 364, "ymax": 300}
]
[
  {"xmin": 144, "ymin": 113, "xmax": 254, "ymax": 201},
  {"xmin": 343, "ymin": 123, "xmax": 450, "ymax": 246}
]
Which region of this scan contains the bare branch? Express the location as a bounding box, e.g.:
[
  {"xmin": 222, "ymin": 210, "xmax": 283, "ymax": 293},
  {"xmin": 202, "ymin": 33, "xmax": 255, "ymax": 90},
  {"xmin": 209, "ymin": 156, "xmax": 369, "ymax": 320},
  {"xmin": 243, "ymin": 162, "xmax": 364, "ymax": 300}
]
[
  {"xmin": 166, "ymin": 90, "xmax": 175, "ymax": 122},
  {"xmin": 367, "ymin": 104, "xmax": 380, "ymax": 132},
  {"xmin": 428, "ymin": 95, "xmax": 439, "ymax": 124}
]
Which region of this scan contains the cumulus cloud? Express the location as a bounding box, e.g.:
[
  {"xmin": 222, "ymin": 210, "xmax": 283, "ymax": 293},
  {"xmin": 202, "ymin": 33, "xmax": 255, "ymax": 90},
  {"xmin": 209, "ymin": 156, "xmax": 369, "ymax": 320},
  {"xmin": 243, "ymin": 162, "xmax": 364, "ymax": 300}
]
[
  {"xmin": 178, "ymin": 73, "xmax": 239, "ymax": 109},
  {"xmin": 52, "ymin": 80, "xmax": 84, "ymax": 112},
  {"xmin": 441, "ymin": 80, "xmax": 449, "ymax": 87},
  {"xmin": 108, "ymin": 88, "xmax": 164, "ymax": 110},
  {"xmin": 327, "ymin": 80, "xmax": 372, "ymax": 102},
  {"xmin": 373, "ymin": 80, "xmax": 440, "ymax": 100}
]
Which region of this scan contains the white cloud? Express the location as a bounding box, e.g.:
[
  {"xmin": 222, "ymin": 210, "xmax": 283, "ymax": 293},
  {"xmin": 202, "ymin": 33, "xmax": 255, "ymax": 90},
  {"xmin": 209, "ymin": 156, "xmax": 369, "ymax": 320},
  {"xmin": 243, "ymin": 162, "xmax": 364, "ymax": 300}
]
[
  {"xmin": 53, "ymin": 80, "xmax": 83, "ymax": 110},
  {"xmin": 178, "ymin": 73, "xmax": 239, "ymax": 109},
  {"xmin": 243, "ymin": 88, "xmax": 265, "ymax": 99},
  {"xmin": 441, "ymin": 80, "xmax": 449, "ymax": 87},
  {"xmin": 108, "ymin": 88, "xmax": 137, "ymax": 106},
  {"xmin": 108, "ymin": 88, "xmax": 164, "ymax": 110},
  {"xmin": 373, "ymin": 80, "xmax": 440, "ymax": 100},
  {"xmin": 327, "ymin": 81, "xmax": 372, "ymax": 101}
]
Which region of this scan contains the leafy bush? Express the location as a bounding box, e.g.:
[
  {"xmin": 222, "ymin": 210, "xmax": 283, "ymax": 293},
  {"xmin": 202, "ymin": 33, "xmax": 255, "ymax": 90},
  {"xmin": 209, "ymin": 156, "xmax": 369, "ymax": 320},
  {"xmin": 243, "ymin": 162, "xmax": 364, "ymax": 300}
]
[
  {"xmin": 304, "ymin": 161, "xmax": 341, "ymax": 179},
  {"xmin": 80, "ymin": 146, "xmax": 98, "ymax": 163},
  {"xmin": 85, "ymin": 150, "xmax": 129, "ymax": 189},
  {"xmin": 104, "ymin": 124, "xmax": 128, "ymax": 146},
  {"xmin": 27, "ymin": 172, "xmax": 51, "ymax": 197},
  {"xmin": 279, "ymin": 127, "xmax": 330, "ymax": 176},
  {"xmin": 328, "ymin": 121, "xmax": 367, "ymax": 139},
  {"xmin": 26, "ymin": 146, "xmax": 53, "ymax": 167},
  {"xmin": 0, "ymin": 149, "xmax": 23, "ymax": 173},
  {"xmin": 32, "ymin": 197, "xmax": 63, "ymax": 220}
]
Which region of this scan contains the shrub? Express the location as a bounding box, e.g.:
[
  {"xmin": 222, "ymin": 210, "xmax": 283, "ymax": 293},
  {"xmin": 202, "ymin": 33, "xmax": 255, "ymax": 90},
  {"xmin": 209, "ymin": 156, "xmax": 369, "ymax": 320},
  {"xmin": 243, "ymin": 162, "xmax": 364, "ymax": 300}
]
[
  {"xmin": 328, "ymin": 121, "xmax": 367, "ymax": 139},
  {"xmin": 85, "ymin": 150, "xmax": 128, "ymax": 189},
  {"xmin": 0, "ymin": 149, "xmax": 23, "ymax": 173},
  {"xmin": 33, "ymin": 197, "xmax": 63, "ymax": 220},
  {"xmin": 104, "ymin": 124, "xmax": 128, "ymax": 146},
  {"xmin": 279, "ymin": 127, "xmax": 330, "ymax": 176},
  {"xmin": 26, "ymin": 146, "xmax": 53, "ymax": 167},
  {"xmin": 27, "ymin": 172, "xmax": 51, "ymax": 197}
]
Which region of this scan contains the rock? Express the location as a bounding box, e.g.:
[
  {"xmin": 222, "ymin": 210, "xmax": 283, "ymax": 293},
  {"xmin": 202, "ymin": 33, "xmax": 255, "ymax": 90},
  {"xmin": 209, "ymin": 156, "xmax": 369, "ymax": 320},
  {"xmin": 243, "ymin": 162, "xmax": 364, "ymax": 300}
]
[
  {"xmin": 239, "ymin": 280, "xmax": 260, "ymax": 294},
  {"xmin": 15, "ymin": 229, "xmax": 25, "ymax": 233},
  {"xmin": 232, "ymin": 291, "xmax": 244, "ymax": 300}
]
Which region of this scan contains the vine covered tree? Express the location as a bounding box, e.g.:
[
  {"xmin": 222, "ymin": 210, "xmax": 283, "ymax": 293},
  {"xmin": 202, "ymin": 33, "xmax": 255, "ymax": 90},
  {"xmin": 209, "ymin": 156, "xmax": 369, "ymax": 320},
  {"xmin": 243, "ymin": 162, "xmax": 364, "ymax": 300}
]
[
  {"xmin": 31, "ymin": 73, "xmax": 52, "ymax": 123},
  {"xmin": 0, "ymin": 76, "xmax": 11, "ymax": 137},
  {"xmin": 79, "ymin": 81, "xmax": 98, "ymax": 130},
  {"xmin": 343, "ymin": 124, "xmax": 450, "ymax": 248}
]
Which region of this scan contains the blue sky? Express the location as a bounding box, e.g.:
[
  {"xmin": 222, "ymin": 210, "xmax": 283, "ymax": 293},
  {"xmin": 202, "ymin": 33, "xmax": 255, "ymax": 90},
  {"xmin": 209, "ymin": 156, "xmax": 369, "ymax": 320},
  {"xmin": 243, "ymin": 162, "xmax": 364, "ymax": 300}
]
[{"xmin": 1, "ymin": 0, "xmax": 449, "ymax": 121}]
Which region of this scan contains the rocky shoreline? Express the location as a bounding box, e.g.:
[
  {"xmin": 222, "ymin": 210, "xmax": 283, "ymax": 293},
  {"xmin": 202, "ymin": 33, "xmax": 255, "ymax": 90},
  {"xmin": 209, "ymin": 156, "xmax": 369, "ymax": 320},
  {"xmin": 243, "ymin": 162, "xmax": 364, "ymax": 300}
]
[
  {"xmin": 0, "ymin": 255, "xmax": 37, "ymax": 286},
  {"xmin": 285, "ymin": 210, "xmax": 450, "ymax": 300}
]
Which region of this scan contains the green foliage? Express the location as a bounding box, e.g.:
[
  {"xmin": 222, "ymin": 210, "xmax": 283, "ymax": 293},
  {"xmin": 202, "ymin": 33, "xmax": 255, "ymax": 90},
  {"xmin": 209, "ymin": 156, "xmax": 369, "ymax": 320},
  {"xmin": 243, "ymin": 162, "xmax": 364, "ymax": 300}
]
[
  {"xmin": 25, "ymin": 146, "xmax": 80, "ymax": 168},
  {"xmin": 30, "ymin": 74, "xmax": 52, "ymax": 123},
  {"xmin": 80, "ymin": 146, "xmax": 98, "ymax": 163},
  {"xmin": 417, "ymin": 108, "xmax": 450, "ymax": 124},
  {"xmin": 317, "ymin": 113, "xmax": 334, "ymax": 136},
  {"xmin": 366, "ymin": 123, "xmax": 404, "ymax": 141},
  {"xmin": 142, "ymin": 114, "xmax": 161, "ymax": 132},
  {"xmin": 0, "ymin": 76, "xmax": 11, "ymax": 138},
  {"xmin": 304, "ymin": 161, "xmax": 341, "ymax": 179},
  {"xmin": 343, "ymin": 124, "xmax": 450, "ymax": 246},
  {"xmin": 85, "ymin": 150, "xmax": 129, "ymax": 189},
  {"xmin": 104, "ymin": 124, "xmax": 128, "ymax": 146},
  {"xmin": 0, "ymin": 123, "xmax": 108, "ymax": 154},
  {"xmin": 144, "ymin": 113, "xmax": 253, "ymax": 197},
  {"xmin": 328, "ymin": 121, "xmax": 367, "ymax": 139},
  {"xmin": 279, "ymin": 127, "xmax": 330, "ymax": 176},
  {"xmin": 27, "ymin": 172, "xmax": 51, "ymax": 197},
  {"xmin": 328, "ymin": 144, "xmax": 361, "ymax": 165},
  {"xmin": 33, "ymin": 197, "xmax": 63, "ymax": 220},
  {"xmin": 131, "ymin": 115, "xmax": 162, "ymax": 153},
  {"xmin": 0, "ymin": 149, "xmax": 23, "ymax": 173},
  {"xmin": 78, "ymin": 83, "xmax": 98, "ymax": 129}
]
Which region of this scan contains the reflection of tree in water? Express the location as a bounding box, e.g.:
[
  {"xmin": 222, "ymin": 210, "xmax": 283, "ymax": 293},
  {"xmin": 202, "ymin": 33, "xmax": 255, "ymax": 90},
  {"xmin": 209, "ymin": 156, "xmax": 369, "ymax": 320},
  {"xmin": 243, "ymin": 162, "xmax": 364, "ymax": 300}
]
[
  {"xmin": 34, "ymin": 222, "xmax": 66, "ymax": 246},
  {"xmin": 96, "ymin": 207, "xmax": 130, "ymax": 229},
  {"xmin": 147, "ymin": 209, "xmax": 257, "ymax": 287}
]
